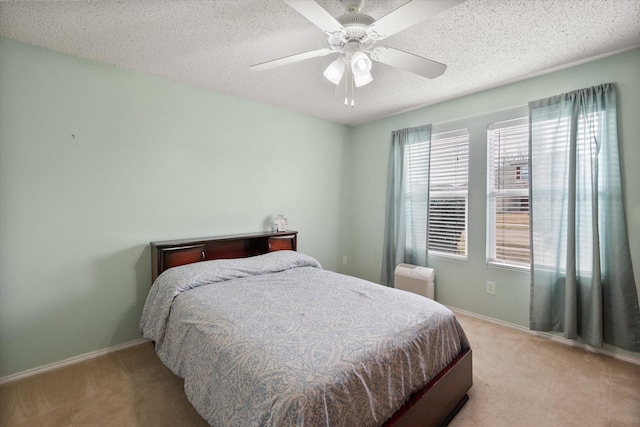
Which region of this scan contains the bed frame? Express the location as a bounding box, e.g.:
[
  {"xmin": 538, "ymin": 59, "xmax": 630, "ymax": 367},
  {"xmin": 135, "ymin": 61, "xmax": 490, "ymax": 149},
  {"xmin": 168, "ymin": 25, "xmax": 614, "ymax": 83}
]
[{"xmin": 150, "ymin": 231, "xmax": 472, "ymax": 427}]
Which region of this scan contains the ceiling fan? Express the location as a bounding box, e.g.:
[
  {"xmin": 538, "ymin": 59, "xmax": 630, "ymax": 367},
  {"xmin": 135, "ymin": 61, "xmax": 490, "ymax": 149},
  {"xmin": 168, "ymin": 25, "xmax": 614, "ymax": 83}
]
[{"xmin": 251, "ymin": 0, "xmax": 465, "ymax": 106}]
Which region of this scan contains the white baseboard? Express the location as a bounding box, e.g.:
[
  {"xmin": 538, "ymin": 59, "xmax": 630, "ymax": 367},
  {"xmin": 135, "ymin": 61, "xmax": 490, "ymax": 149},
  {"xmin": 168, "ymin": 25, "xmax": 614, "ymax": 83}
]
[
  {"xmin": 0, "ymin": 338, "xmax": 150, "ymax": 385},
  {"xmin": 449, "ymin": 306, "xmax": 640, "ymax": 366}
]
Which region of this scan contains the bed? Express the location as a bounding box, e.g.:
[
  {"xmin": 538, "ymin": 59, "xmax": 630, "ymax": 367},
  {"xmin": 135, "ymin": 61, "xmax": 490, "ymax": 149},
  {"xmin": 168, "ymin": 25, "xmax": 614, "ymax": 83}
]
[{"xmin": 141, "ymin": 231, "xmax": 472, "ymax": 426}]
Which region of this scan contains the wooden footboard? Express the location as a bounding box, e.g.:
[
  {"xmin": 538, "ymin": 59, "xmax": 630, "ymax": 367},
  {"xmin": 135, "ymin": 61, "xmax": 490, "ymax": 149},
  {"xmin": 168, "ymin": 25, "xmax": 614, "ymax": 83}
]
[{"xmin": 383, "ymin": 348, "xmax": 472, "ymax": 427}]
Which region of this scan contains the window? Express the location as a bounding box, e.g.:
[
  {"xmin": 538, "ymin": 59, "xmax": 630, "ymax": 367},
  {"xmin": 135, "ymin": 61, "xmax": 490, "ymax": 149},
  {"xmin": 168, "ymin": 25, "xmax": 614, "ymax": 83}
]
[
  {"xmin": 515, "ymin": 164, "xmax": 528, "ymax": 181},
  {"xmin": 487, "ymin": 118, "xmax": 530, "ymax": 267},
  {"xmin": 403, "ymin": 129, "xmax": 469, "ymax": 259}
]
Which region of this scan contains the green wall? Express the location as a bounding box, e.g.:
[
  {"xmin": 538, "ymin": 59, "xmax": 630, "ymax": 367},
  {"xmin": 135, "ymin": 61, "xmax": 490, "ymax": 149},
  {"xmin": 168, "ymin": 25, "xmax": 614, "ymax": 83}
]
[
  {"xmin": 1, "ymin": 37, "xmax": 638, "ymax": 377},
  {"xmin": 0, "ymin": 38, "xmax": 353, "ymax": 377},
  {"xmin": 350, "ymin": 48, "xmax": 640, "ymax": 359}
]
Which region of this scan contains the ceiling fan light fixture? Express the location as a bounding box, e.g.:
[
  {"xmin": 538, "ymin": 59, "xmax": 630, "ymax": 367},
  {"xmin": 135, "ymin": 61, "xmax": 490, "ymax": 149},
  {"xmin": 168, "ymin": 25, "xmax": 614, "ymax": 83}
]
[
  {"xmin": 353, "ymin": 71, "xmax": 373, "ymax": 87},
  {"xmin": 323, "ymin": 57, "xmax": 346, "ymax": 85},
  {"xmin": 350, "ymin": 50, "xmax": 372, "ymax": 75}
]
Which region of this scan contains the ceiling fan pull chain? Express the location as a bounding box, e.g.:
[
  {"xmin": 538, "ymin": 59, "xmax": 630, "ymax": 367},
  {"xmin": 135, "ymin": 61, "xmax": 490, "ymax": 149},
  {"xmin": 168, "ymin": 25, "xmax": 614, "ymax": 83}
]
[
  {"xmin": 344, "ymin": 69, "xmax": 351, "ymax": 107},
  {"xmin": 343, "ymin": 70, "xmax": 355, "ymax": 108},
  {"xmin": 344, "ymin": 71, "xmax": 349, "ymax": 106},
  {"xmin": 351, "ymin": 75, "xmax": 355, "ymax": 108}
]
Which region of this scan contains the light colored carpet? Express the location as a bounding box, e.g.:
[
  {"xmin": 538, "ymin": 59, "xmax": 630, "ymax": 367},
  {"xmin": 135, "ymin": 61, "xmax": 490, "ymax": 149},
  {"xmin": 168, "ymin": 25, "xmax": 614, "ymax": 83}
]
[
  {"xmin": 449, "ymin": 313, "xmax": 640, "ymax": 427},
  {"xmin": 1, "ymin": 311, "xmax": 639, "ymax": 426}
]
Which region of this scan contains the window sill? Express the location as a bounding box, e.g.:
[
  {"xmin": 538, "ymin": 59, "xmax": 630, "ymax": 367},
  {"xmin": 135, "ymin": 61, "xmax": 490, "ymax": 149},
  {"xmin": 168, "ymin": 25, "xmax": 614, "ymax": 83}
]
[
  {"xmin": 487, "ymin": 260, "xmax": 530, "ymax": 272},
  {"xmin": 429, "ymin": 252, "xmax": 468, "ymax": 263}
]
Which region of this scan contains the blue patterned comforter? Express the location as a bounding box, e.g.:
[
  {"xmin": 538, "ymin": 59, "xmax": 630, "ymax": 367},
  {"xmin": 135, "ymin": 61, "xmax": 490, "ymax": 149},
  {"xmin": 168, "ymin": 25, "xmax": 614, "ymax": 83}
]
[{"xmin": 140, "ymin": 251, "xmax": 470, "ymax": 426}]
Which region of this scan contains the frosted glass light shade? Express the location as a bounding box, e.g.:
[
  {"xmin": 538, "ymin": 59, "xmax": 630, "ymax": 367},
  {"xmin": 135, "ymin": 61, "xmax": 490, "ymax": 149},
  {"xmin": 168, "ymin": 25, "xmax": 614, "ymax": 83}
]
[
  {"xmin": 351, "ymin": 51, "xmax": 372, "ymax": 75},
  {"xmin": 323, "ymin": 58, "xmax": 346, "ymax": 85},
  {"xmin": 354, "ymin": 72, "xmax": 373, "ymax": 87}
]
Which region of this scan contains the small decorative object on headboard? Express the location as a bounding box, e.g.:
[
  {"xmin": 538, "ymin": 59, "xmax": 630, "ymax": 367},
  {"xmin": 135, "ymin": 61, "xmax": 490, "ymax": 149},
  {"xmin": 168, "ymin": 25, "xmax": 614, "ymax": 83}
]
[{"xmin": 273, "ymin": 214, "xmax": 288, "ymax": 232}]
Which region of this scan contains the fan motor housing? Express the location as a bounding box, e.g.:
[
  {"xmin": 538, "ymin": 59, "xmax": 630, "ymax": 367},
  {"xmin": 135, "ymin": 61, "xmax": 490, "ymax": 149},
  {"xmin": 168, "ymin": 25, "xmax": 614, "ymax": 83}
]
[
  {"xmin": 337, "ymin": 12, "xmax": 374, "ymax": 27},
  {"xmin": 329, "ymin": 13, "xmax": 375, "ymax": 48}
]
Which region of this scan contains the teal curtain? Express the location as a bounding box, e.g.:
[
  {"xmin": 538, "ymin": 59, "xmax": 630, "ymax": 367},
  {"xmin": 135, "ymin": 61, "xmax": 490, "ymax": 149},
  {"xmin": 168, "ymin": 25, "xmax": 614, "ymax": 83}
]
[
  {"xmin": 381, "ymin": 125, "xmax": 432, "ymax": 287},
  {"xmin": 529, "ymin": 83, "xmax": 640, "ymax": 351}
]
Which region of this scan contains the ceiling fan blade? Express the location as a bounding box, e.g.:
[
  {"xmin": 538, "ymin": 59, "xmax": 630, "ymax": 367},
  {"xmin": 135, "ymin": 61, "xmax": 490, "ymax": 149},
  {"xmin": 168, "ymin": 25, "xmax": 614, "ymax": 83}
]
[
  {"xmin": 370, "ymin": 46, "xmax": 447, "ymax": 79},
  {"xmin": 284, "ymin": 0, "xmax": 345, "ymax": 38},
  {"xmin": 250, "ymin": 48, "xmax": 334, "ymax": 71},
  {"xmin": 367, "ymin": 0, "xmax": 465, "ymax": 40}
]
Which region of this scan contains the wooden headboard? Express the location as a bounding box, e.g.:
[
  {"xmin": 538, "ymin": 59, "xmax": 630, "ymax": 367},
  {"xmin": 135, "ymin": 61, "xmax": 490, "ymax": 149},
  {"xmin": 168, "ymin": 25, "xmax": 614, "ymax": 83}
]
[{"xmin": 150, "ymin": 230, "xmax": 298, "ymax": 282}]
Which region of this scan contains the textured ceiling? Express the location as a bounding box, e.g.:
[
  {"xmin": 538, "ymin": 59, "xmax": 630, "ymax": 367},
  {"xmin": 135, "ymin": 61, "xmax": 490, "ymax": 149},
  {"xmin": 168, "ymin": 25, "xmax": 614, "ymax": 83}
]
[{"xmin": 1, "ymin": 0, "xmax": 639, "ymax": 126}]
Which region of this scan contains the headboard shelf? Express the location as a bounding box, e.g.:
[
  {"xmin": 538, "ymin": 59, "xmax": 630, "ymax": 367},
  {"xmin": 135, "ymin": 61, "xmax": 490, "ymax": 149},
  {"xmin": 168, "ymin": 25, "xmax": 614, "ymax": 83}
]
[{"xmin": 150, "ymin": 230, "xmax": 298, "ymax": 282}]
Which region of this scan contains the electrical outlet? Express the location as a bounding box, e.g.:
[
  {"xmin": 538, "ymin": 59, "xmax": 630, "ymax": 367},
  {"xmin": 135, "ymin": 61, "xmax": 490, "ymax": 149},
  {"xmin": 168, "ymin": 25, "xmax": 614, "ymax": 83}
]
[
  {"xmin": 486, "ymin": 281, "xmax": 496, "ymax": 295},
  {"xmin": 342, "ymin": 256, "xmax": 348, "ymax": 266}
]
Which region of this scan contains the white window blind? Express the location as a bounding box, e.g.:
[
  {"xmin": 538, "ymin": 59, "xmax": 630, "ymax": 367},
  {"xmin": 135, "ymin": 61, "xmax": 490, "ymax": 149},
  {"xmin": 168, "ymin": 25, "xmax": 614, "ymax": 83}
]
[
  {"xmin": 403, "ymin": 129, "xmax": 468, "ymax": 258},
  {"xmin": 487, "ymin": 117, "xmax": 530, "ymax": 267},
  {"xmin": 429, "ymin": 129, "xmax": 469, "ymax": 257}
]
